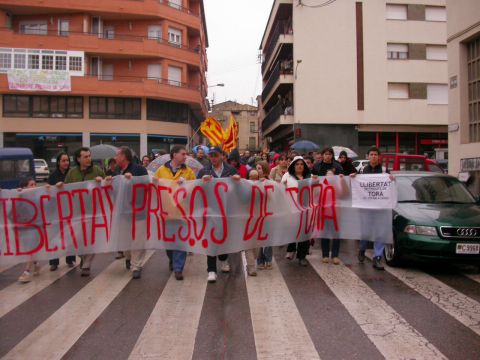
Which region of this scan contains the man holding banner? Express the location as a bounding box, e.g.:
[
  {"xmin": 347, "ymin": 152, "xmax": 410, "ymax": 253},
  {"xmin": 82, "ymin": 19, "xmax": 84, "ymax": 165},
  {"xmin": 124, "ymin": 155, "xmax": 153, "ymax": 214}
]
[
  {"xmin": 64, "ymin": 147, "xmax": 105, "ymax": 277},
  {"xmin": 351, "ymin": 146, "xmax": 394, "ymax": 271},
  {"xmin": 197, "ymin": 146, "xmax": 239, "ymax": 283},
  {"xmin": 154, "ymin": 145, "xmax": 196, "ymax": 281},
  {"xmin": 115, "ymin": 146, "xmax": 148, "ymax": 279}
]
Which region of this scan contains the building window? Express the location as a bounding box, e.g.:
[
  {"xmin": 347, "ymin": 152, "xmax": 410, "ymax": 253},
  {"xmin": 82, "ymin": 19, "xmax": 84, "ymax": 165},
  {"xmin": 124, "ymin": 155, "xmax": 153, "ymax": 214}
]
[
  {"xmin": 59, "ymin": 20, "xmax": 69, "ymax": 36},
  {"xmin": 103, "ymin": 26, "xmax": 115, "ymax": 40},
  {"xmin": 55, "ymin": 55, "xmax": 67, "ymax": 70},
  {"xmin": 168, "ymin": 65, "xmax": 182, "ymax": 86},
  {"xmin": 388, "ymin": 83, "xmax": 409, "ymax": 99},
  {"xmin": 168, "ymin": 27, "xmax": 182, "ymax": 47},
  {"xmin": 0, "ymin": 48, "xmax": 81, "ymax": 74},
  {"xmin": 147, "ymin": 98, "xmax": 188, "ymax": 123},
  {"xmin": 427, "ymin": 84, "xmax": 448, "ymax": 105},
  {"xmin": 32, "ymin": 96, "xmax": 49, "ymax": 117},
  {"xmin": 89, "ymin": 97, "xmax": 141, "ymax": 119},
  {"xmin": 0, "ymin": 52, "xmax": 11, "ymax": 72},
  {"xmin": 426, "ymin": 45, "xmax": 447, "ymax": 61},
  {"xmin": 250, "ymin": 121, "xmax": 256, "ymax": 132},
  {"xmin": 69, "ymin": 56, "xmax": 83, "ymax": 72},
  {"xmin": 169, "ymin": 0, "xmax": 182, "ymax": 10},
  {"xmin": 3, "ymin": 95, "xmax": 83, "ymax": 118},
  {"xmin": 148, "ymin": 25, "xmax": 162, "ymax": 40},
  {"xmin": 41, "ymin": 54, "xmax": 54, "ymax": 70},
  {"xmin": 467, "ymin": 37, "xmax": 480, "ymax": 143},
  {"xmin": 28, "ymin": 53, "xmax": 40, "ymax": 69},
  {"xmin": 13, "ymin": 52, "xmax": 26, "ymax": 69},
  {"xmin": 19, "ymin": 21, "xmax": 48, "ymax": 35},
  {"xmin": 425, "ymin": 6, "xmax": 447, "ymax": 22},
  {"xmin": 386, "ymin": 4, "xmax": 407, "ymax": 20},
  {"xmin": 249, "ymin": 137, "xmax": 256, "ymax": 150},
  {"xmin": 3, "ymin": 95, "xmax": 30, "ymax": 117},
  {"xmin": 387, "ymin": 43, "xmax": 408, "ymax": 59}
]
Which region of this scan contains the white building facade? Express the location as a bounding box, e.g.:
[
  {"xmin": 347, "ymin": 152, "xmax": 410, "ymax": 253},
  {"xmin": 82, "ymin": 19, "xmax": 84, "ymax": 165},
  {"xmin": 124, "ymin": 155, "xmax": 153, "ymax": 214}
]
[{"xmin": 260, "ymin": 0, "xmax": 448, "ymax": 158}]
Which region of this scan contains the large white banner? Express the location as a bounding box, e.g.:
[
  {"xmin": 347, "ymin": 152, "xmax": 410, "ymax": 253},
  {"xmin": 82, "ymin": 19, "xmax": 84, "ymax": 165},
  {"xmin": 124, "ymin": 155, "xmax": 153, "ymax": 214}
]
[
  {"xmin": 7, "ymin": 69, "xmax": 71, "ymax": 92},
  {"xmin": 0, "ymin": 175, "xmax": 396, "ymax": 266}
]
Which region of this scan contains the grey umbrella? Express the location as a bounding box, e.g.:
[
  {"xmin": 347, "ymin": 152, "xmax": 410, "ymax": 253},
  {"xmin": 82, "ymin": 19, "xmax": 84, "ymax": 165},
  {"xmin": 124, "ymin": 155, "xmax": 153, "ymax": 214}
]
[
  {"xmin": 90, "ymin": 144, "xmax": 119, "ymax": 160},
  {"xmin": 291, "ymin": 140, "xmax": 321, "ymax": 152}
]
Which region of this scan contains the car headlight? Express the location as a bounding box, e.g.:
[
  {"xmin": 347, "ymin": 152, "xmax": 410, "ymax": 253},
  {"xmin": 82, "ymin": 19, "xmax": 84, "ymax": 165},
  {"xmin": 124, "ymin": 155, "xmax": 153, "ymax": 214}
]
[{"xmin": 404, "ymin": 225, "xmax": 437, "ymax": 236}]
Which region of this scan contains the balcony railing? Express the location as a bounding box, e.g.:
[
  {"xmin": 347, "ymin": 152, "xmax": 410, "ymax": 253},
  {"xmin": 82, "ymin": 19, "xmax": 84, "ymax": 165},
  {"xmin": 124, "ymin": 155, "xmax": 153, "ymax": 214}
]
[
  {"xmin": 83, "ymin": 73, "xmax": 199, "ymax": 90},
  {"xmin": 159, "ymin": 0, "xmax": 200, "ymax": 17},
  {"xmin": 261, "ymin": 20, "xmax": 292, "ymax": 73},
  {"xmin": 261, "ymin": 61, "xmax": 293, "ymax": 103},
  {"xmin": 262, "ymin": 100, "xmax": 285, "ymax": 132},
  {"xmin": 2, "ymin": 27, "xmax": 201, "ymax": 54}
]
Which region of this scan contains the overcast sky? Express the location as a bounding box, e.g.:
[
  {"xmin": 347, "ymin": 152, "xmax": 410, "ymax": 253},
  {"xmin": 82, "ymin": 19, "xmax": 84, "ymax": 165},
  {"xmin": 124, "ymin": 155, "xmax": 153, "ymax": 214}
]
[{"xmin": 204, "ymin": 0, "xmax": 274, "ymax": 107}]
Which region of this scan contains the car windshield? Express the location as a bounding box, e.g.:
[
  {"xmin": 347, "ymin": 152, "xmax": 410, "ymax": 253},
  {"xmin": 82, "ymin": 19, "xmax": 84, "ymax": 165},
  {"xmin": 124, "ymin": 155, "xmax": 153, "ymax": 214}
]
[
  {"xmin": 35, "ymin": 160, "xmax": 45, "ymax": 167},
  {"xmin": 397, "ymin": 176, "xmax": 476, "ymax": 204}
]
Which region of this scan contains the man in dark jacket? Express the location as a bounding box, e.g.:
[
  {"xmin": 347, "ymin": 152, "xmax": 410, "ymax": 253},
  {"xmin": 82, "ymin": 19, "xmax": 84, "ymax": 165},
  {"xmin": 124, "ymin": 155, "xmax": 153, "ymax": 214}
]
[
  {"xmin": 197, "ymin": 146, "xmax": 238, "ymax": 283},
  {"xmin": 195, "ymin": 148, "xmax": 210, "ymax": 168},
  {"xmin": 49, "ymin": 152, "xmax": 76, "ymax": 271},
  {"xmin": 312, "ymin": 147, "xmax": 344, "ymax": 176},
  {"xmin": 227, "ymin": 149, "xmax": 248, "ymax": 179},
  {"xmin": 115, "ymin": 146, "xmax": 148, "ymax": 279},
  {"xmin": 350, "ymin": 146, "xmax": 390, "ymax": 270},
  {"xmin": 337, "ymin": 150, "xmax": 357, "ymax": 176}
]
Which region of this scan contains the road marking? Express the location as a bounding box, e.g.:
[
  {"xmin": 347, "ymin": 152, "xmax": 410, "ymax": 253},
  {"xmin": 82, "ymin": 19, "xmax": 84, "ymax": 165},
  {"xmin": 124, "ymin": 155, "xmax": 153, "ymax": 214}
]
[
  {"xmin": 367, "ymin": 251, "xmax": 480, "ymax": 336},
  {"xmin": 0, "ymin": 264, "xmax": 16, "ymax": 273},
  {"xmin": 3, "ymin": 251, "xmax": 154, "ymax": 360},
  {"xmin": 245, "ymin": 257, "xmax": 321, "ymax": 360},
  {"xmin": 0, "ymin": 264, "xmax": 77, "ymax": 318},
  {"xmin": 464, "ymin": 273, "xmax": 480, "ymax": 284},
  {"xmin": 309, "ymin": 250, "xmax": 446, "ymax": 360},
  {"xmin": 128, "ymin": 254, "xmax": 207, "ymax": 360}
]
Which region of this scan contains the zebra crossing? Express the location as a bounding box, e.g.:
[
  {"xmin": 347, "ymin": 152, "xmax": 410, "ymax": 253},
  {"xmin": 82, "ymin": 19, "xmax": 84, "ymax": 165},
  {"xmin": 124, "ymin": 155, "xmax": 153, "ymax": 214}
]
[{"xmin": 0, "ymin": 243, "xmax": 479, "ymax": 360}]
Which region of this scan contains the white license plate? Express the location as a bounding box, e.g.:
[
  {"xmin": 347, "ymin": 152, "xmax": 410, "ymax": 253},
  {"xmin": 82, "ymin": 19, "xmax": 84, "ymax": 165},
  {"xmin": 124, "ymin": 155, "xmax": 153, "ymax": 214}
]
[{"xmin": 456, "ymin": 243, "xmax": 480, "ymax": 254}]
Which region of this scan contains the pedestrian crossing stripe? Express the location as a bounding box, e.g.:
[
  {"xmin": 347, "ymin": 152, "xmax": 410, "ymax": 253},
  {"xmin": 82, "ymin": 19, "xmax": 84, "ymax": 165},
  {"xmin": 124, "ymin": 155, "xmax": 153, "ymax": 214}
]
[{"xmin": 0, "ymin": 249, "xmax": 479, "ymax": 359}]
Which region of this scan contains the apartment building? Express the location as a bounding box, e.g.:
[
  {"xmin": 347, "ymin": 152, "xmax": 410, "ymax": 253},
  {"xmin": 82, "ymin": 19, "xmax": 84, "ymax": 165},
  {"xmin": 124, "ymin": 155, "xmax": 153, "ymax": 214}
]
[
  {"xmin": 210, "ymin": 101, "xmax": 259, "ymax": 152},
  {"xmin": 447, "ymin": 0, "xmax": 480, "ymax": 195},
  {"xmin": 259, "ymin": 0, "xmax": 448, "ymax": 158},
  {"xmin": 0, "ymin": 0, "xmax": 208, "ymax": 162}
]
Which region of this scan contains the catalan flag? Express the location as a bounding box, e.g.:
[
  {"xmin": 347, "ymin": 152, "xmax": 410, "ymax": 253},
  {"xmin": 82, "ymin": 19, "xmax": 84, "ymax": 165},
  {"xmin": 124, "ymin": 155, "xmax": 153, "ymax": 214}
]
[
  {"xmin": 200, "ymin": 117, "xmax": 224, "ymax": 146},
  {"xmin": 223, "ymin": 115, "xmax": 238, "ymax": 154}
]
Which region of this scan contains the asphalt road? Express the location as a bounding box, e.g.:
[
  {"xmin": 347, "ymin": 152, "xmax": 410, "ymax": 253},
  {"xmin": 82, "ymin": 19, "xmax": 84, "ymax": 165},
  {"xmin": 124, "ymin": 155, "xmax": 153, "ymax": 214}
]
[{"xmin": 0, "ymin": 241, "xmax": 479, "ymax": 359}]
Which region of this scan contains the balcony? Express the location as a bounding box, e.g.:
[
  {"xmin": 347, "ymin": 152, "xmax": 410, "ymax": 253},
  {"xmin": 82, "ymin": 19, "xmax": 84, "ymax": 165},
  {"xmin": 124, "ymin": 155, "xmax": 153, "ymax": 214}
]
[
  {"xmin": 0, "ymin": 28, "xmax": 201, "ymax": 67},
  {"xmin": 261, "ymin": 61, "xmax": 293, "ymax": 105},
  {"xmin": 0, "ymin": 0, "xmax": 201, "ymax": 30},
  {"xmin": 261, "ymin": 100, "xmax": 294, "ymax": 135},
  {"xmin": 0, "ymin": 73, "xmax": 203, "ymax": 106},
  {"xmin": 261, "ymin": 20, "xmax": 293, "ymax": 74}
]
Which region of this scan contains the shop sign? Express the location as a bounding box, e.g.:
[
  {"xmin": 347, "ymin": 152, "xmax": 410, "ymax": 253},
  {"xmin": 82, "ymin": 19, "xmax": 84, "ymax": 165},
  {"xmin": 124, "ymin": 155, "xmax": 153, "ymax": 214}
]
[{"xmin": 461, "ymin": 157, "xmax": 480, "ymax": 172}]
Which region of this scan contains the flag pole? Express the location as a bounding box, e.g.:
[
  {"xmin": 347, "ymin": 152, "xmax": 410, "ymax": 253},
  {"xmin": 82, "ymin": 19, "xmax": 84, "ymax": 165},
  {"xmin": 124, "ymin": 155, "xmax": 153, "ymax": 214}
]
[{"xmin": 187, "ymin": 125, "xmax": 202, "ymax": 152}]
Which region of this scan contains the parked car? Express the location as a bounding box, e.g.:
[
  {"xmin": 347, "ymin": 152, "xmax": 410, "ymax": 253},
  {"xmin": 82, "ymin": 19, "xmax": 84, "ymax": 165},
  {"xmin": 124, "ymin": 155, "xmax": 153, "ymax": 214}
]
[
  {"xmin": 34, "ymin": 158, "xmax": 50, "ymax": 182},
  {"xmin": 385, "ymin": 171, "xmax": 480, "ymax": 266},
  {"xmin": 382, "ymin": 153, "xmax": 443, "ymax": 173},
  {"xmin": 352, "ymin": 159, "xmax": 370, "ymax": 172},
  {"xmin": 0, "ymin": 148, "xmax": 35, "ymax": 189}
]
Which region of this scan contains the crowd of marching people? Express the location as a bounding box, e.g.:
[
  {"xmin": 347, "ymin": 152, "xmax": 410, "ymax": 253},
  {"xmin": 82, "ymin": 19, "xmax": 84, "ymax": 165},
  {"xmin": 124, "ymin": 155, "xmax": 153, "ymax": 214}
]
[{"xmin": 14, "ymin": 143, "xmax": 389, "ymax": 284}]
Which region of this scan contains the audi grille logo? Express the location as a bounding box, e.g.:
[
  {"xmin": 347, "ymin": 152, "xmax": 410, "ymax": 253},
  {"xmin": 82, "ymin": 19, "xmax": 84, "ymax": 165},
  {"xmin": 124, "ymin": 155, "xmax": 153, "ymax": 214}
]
[{"xmin": 456, "ymin": 228, "xmax": 478, "ymax": 237}]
